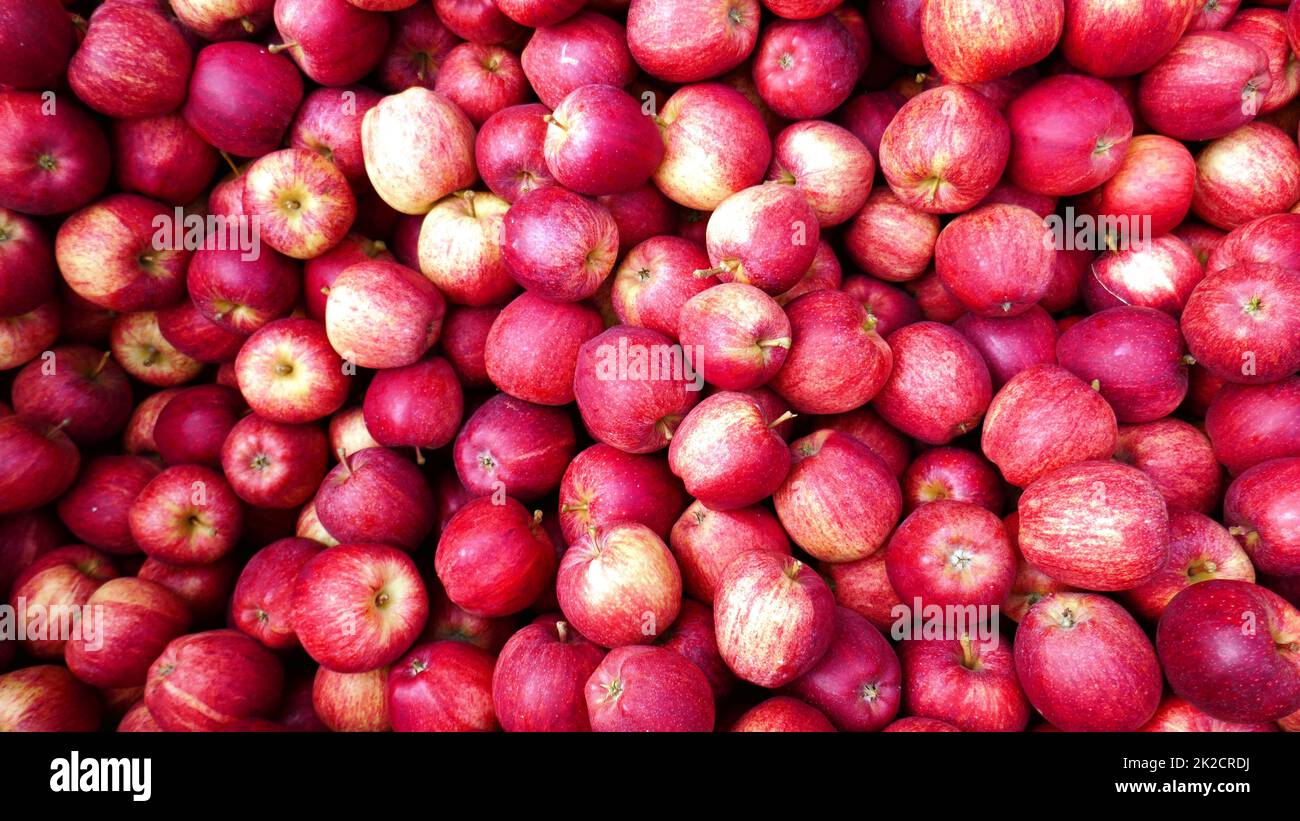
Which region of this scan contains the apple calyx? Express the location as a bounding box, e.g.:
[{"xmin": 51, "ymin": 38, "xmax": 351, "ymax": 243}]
[
  {"xmin": 530, "ymin": 510, "xmax": 544, "ymax": 532},
  {"xmin": 727, "ymin": 6, "xmax": 744, "ymax": 25},
  {"xmin": 860, "ymin": 683, "xmax": 882, "ymax": 703},
  {"xmin": 37, "ymin": 154, "xmax": 57, "ymax": 172},
  {"xmin": 601, "ymin": 677, "xmax": 624, "ymax": 703},
  {"xmin": 1057, "ymin": 607, "xmax": 1078, "ymax": 630},
  {"xmin": 408, "ymin": 657, "xmax": 428, "ymax": 675},
  {"xmin": 768, "ymin": 411, "xmax": 797, "ymax": 429}
]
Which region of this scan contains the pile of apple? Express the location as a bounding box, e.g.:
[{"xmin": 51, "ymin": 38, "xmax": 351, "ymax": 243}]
[{"xmin": 2, "ymin": 0, "xmax": 1300, "ymax": 734}]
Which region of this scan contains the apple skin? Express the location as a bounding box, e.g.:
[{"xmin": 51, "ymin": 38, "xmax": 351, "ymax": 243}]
[
  {"xmin": 1003, "ymin": 514, "xmax": 1076, "ymax": 623},
  {"xmin": 1181, "ymin": 262, "xmax": 1300, "ymax": 384},
  {"xmin": 387, "ymin": 640, "xmax": 497, "ymax": 732},
  {"xmin": 1125, "ymin": 509, "xmax": 1255, "ymax": 622},
  {"xmin": 0, "ymin": 666, "xmax": 102, "ymax": 732},
  {"xmin": 55, "ymin": 456, "xmax": 159, "ymax": 554},
  {"xmin": 522, "ymin": 12, "xmax": 635, "ymax": 110},
  {"xmin": 655, "ymin": 599, "xmax": 735, "ymax": 698},
  {"xmin": 231, "ymin": 538, "xmax": 322, "ymax": 650},
  {"xmin": 11, "ymin": 345, "xmax": 134, "ymax": 445},
  {"xmin": 902, "ymin": 447, "xmax": 1004, "ymax": 515},
  {"xmin": 221, "ymin": 414, "xmax": 329, "ymax": 509},
  {"xmin": 837, "ymin": 90, "xmax": 906, "ymax": 163},
  {"xmin": 440, "ymin": 305, "xmax": 499, "ymax": 389},
  {"xmin": 289, "ymin": 86, "xmax": 384, "ymax": 187},
  {"xmin": 315, "ymin": 447, "xmax": 436, "ymax": 551},
  {"xmin": 1157, "ymin": 580, "xmax": 1300, "ymax": 723},
  {"xmin": 362, "ymin": 354, "xmax": 464, "ymax": 454},
  {"xmin": 68, "ymin": 3, "xmax": 192, "ymax": 119},
  {"xmin": 8, "ymin": 545, "xmax": 118, "ymax": 659},
  {"xmin": 1137, "ymin": 31, "xmax": 1271, "ymax": 141},
  {"xmin": 612, "ymin": 236, "xmax": 714, "ymax": 340},
  {"xmin": 1085, "ymin": 235, "xmax": 1205, "ymax": 316},
  {"xmin": 544, "ymin": 85, "xmax": 663, "ymax": 197},
  {"xmin": 145, "ymin": 629, "xmax": 285, "ymax": 731},
  {"xmin": 823, "ymin": 550, "xmax": 904, "ymax": 634},
  {"xmin": 436, "ymin": 497, "xmax": 556, "ymax": 617},
  {"xmin": 418, "ymin": 190, "xmax": 516, "ymax": 307},
  {"xmin": 866, "ymin": 0, "xmax": 926, "ymax": 65},
  {"xmin": 326, "ymin": 260, "xmax": 445, "ymax": 369},
  {"xmin": 1207, "ymin": 213, "xmax": 1300, "ymax": 275},
  {"xmin": 900, "ymin": 636, "xmax": 1030, "ymax": 733},
  {"xmin": 183, "ymin": 42, "xmax": 304, "ymax": 158},
  {"xmin": 885, "ymin": 500, "xmax": 1016, "ymax": 608},
  {"xmin": 1224, "ymin": 457, "xmax": 1300, "ymax": 576},
  {"xmin": 769, "ymin": 290, "xmax": 892, "ymax": 414},
  {"xmin": 785, "ymin": 607, "xmax": 900, "ymax": 732},
  {"xmin": 845, "ymin": 191, "xmax": 939, "ymax": 286},
  {"xmin": 111, "ymin": 114, "xmax": 221, "ymax": 206},
  {"xmin": 1206, "ymin": 378, "xmax": 1300, "ymax": 475},
  {"xmin": 598, "ymin": 185, "xmax": 676, "ymax": 255},
  {"xmin": 1140, "ymin": 696, "xmax": 1279, "ymax": 732},
  {"xmin": 842, "ymin": 275, "xmax": 923, "ymax": 340},
  {"xmin": 111, "ymin": 310, "xmax": 205, "ymax": 387},
  {"xmin": 935, "ymin": 204, "xmax": 1055, "ymax": 316},
  {"xmin": 703, "ymin": 184, "xmax": 820, "ymax": 295},
  {"xmin": 128, "ymin": 464, "xmax": 243, "ymax": 565},
  {"xmin": 653, "ymin": 83, "xmax": 771, "ymax": 212},
  {"xmin": 493, "ymin": 620, "xmax": 605, "ymax": 732},
  {"xmin": 0, "ymin": 0, "xmax": 74, "ymax": 90},
  {"xmin": 503, "ymin": 186, "xmax": 620, "ymax": 302},
  {"xmin": 170, "ymin": 0, "xmax": 276, "ymax": 40},
  {"xmin": 496, "ymin": 0, "xmax": 584, "ymax": 27},
  {"xmin": 484, "ymin": 292, "xmax": 605, "ymax": 406},
  {"xmin": 0, "ymin": 209, "xmax": 56, "ymax": 316},
  {"xmin": 454, "ymin": 394, "xmax": 573, "ymax": 500},
  {"xmin": 1193, "ymin": 122, "xmax": 1300, "ymax": 230},
  {"xmin": 292, "ymin": 543, "xmax": 429, "ymax": 674},
  {"xmin": 376, "ymin": 2, "xmax": 459, "ymax": 91},
  {"xmin": 951, "ymin": 305, "xmax": 1057, "ymax": 391},
  {"xmin": 921, "ymin": 0, "xmax": 1063, "ymax": 84},
  {"xmin": 1115, "ymin": 419, "xmax": 1222, "ymax": 514},
  {"xmin": 879, "ymin": 85, "xmax": 1010, "ymax": 214},
  {"xmin": 242, "ymin": 148, "xmax": 357, "ymax": 260},
  {"xmin": 767, "ymin": 121, "xmax": 873, "ymax": 228},
  {"xmin": 235, "ymin": 318, "xmax": 352, "ymax": 424},
  {"xmin": 1060, "ymin": 0, "xmax": 1196, "ymax": 78},
  {"xmin": 585, "ymin": 644, "xmax": 715, "ymax": 732},
  {"xmin": 272, "ymin": 0, "xmax": 389, "ymax": 87},
  {"xmin": 434, "ymin": 0, "xmax": 523, "ymax": 43},
  {"xmin": 558, "ymin": 521, "xmax": 682, "ymax": 647},
  {"xmin": 56, "ymin": 194, "xmax": 190, "ymax": 313},
  {"xmin": 1015, "ymin": 592, "xmax": 1162, "ymax": 732},
  {"xmin": 65, "ymin": 577, "xmax": 191, "ymax": 689},
  {"xmin": 668, "ymin": 392, "xmax": 791, "ymax": 510},
  {"xmin": 559, "ymin": 443, "xmax": 686, "ymax": 545},
  {"xmin": 434, "ymin": 43, "xmax": 528, "ymax": 127},
  {"xmin": 362, "ymin": 88, "xmax": 478, "ymax": 216},
  {"xmin": 731, "ymin": 696, "xmax": 835, "ymax": 732},
  {"xmin": 626, "ymin": 0, "xmax": 760, "ymax": 83},
  {"xmin": 873, "ymin": 321, "xmax": 993, "ymax": 446},
  {"xmin": 1018, "ymin": 460, "xmax": 1169, "ymax": 591},
  {"xmin": 0, "ymin": 91, "xmax": 110, "ymax": 217},
  {"xmin": 309, "ymin": 665, "xmax": 390, "ymax": 732},
  {"xmin": 138, "ymin": 555, "xmax": 240, "ymax": 626},
  {"xmin": 475, "ymin": 104, "xmax": 557, "ymax": 204},
  {"xmin": 123, "ymin": 389, "xmax": 182, "ymax": 457},
  {"xmin": 0, "ymin": 416, "xmax": 81, "ymax": 516},
  {"xmin": 1078, "ymin": 133, "xmax": 1196, "ymax": 242},
  {"xmin": 752, "ymin": 14, "xmax": 860, "ymax": 120}
]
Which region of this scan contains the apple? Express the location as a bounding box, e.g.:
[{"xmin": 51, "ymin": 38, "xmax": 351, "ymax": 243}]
[
  {"xmin": 221, "ymin": 414, "xmax": 329, "ymax": 509},
  {"xmin": 1181, "ymin": 262, "xmax": 1300, "ymax": 384},
  {"xmin": 901, "ymin": 447, "xmax": 1004, "ymax": 514},
  {"xmin": 767, "ymin": 120, "xmax": 873, "ymax": 228},
  {"xmin": 434, "ymin": 0, "xmax": 523, "ymax": 43},
  {"xmin": 111, "ymin": 114, "xmax": 221, "ymax": 206},
  {"xmin": 843, "ymin": 189, "xmax": 940, "ymax": 282},
  {"xmin": 611, "ymin": 236, "xmax": 714, "ymax": 339},
  {"xmin": 935, "ymin": 204, "xmax": 1055, "ymax": 316},
  {"xmin": 0, "ymin": 91, "xmax": 110, "ymax": 216},
  {"xmin": 68, "ymin": 2, "xmax": 192, "ymax": 119},
  {"xmin": 781, "ymin": 606, "xmax": 898, "ymax": 732},
  {"xmin": 885, "ymin": 499, "xmax": 1016, "ymax": 608},
  {"xmin": 65, "ymin": 578, "xmax": 191, "ymax": 689},
  {"xmin": 145, "ymin": 629, "xmax": 284, "ymax": 731},
  {"xmin": 1002, "ymin": 513, "xmax": 1076, "ymax": 623},
  {"xmin": 187, "ymin": 247, "xmax": 300, "ymax": 337},
  {"xmin": 11, "ymin": 345, "xmax": 133, "ymax": 445},
  {"xmin": 752, "ymin": 14, "xmax": 859, "ymax": 120},
  {"xmin": 625, "ymin": 0, "xmax": 760, "ymax": 83},
  {"xmin": 440, "ymin": 305, "xmax": 499, "ymax": 389},
  {"xmin": 272, "ymin": 0, "xmax": 389, "ymax": 86},
  {"xmin": 1206, "ymin": 378, "xmax": 1300, "ymax": 475},
  {"xmin": 497, "ymin": 0, "xmax": 584, "ymax": 27},
  {"xmin": 1157, "ymin": 580, "xmax": 1300, "ymax": 723},
  {"xmin": 872, "ymin": 321, "xmax": 992, "ymax": 445},
  {"xmin": 434, "ymin": 43, "xmax": 528, "ymax": 127},
  {"xmin": 1177, "ymin": 221, "xmax": 1228, "ymax": 269},
  {"xmin": 865, "ymin": 0, "xmax": 926, "ymax": 65},
  {"xmin": 652, "ymin": 83, "xmax": 771, "ymax": 212},
  {"xmin": 475, "ymin": 104, "xmax": 556, "ymax": 203},
  {"xmin": 1040, "ymin": 247, "xmax": 1093, "ymax": 313},
  {"xmin": 701, "ymin": 184, "xmax": 820, "ymax": 295},
  {"xmin": 1140, "ymin": 696, "xmax": 1279, "ymax": 732},
  {"xmin": 1137, "ymin": 31, "xmax": 1271, "ymax": 141},
  {"xmin": 493, "ymin": 620, "xmax": 605, "ymax": 732},
  {"xmin": 921, "ymin": 0, "xmax": 1063, "ymax": 83},
  {"xmin": 1192, "ymin": 123, "xmax": 1300, "ymax": 230},
  {"xmin": 878, "ymin": 85, "xmax": 1010, "ymax": 214},
  {"xmin": 0, "ymin": 666, "xmax": 102, "ymax": 732},
  {"xmin": 558, "ymin": 444, "xmax": 685, "ymax": 544},
  {"xmin": 674, "ymin": 283, "xmax": 787, "ymax": 391},
  {"xmin": 584, "ymin": 644, "xmax": 714, "ymax": 732},
  {"xmin": 1060, "ymin": 0, "xmax": 1196, "ymax": 78},
  {"xmin": 313, "ymin": 666, "xmax": 390, "ymax": 732},
  {"xmin": 387, "ymin": 640, "xmax": 497, "ymax": 731},
  {"xmin": 0, "ymin": 415, "xmax": 81, "ymax": 515},
  {"xmin": 362, "ymin": 88, "xmax": 477, "ymax": 215},
  {"xmin": 1125, "ymin": 509, "xmax": 1255, "ymax": 622},
  {"xmin": 183, "ymin": 42, "xmax": 304, "ymax": 158},
  {"xmin": 123, "ymin": 389, "xmax": 182, "ymax": 457},
  {"xmin": 0, "ymin": 509, "xmax": 64, "ymax": 603},
  {"xmin": 288, "ymin": 89, "xmax": 384, "ymax": 190},
  {"xmin": 542, "ymin": 85, "xmax": 662, "ymax": 197},
  {"xmin": 56, "ymin": 194, "xmax": 190, "ymax": 312},
  {"xmin": 884, "ymin": 717, "xmax": 961, "ymax": 732},
  {"xmin": 422, "ymin": 580, "xmax": 516, "ymax": 651},
  {"xmin": 1018, "ymin": 460, "xmax": 1169, "ymax": 590},
  {"xmin": 598, "ymin": 185, "xmax": 676, "ymax": 255},
  {"xmin": 1115, "ymin": 419, "xmax": 1222, "ymax": 514},
  {"xmin": 558, "ymin": 521, "xmax": 681, "ymax": 647},
  {"xmin": 503, "ymin": 186, "xmax": 619, "ymax": 302},
  {"xmin": 242, "ymin": 148, "xmax": 356, "ymax": 260},
  {"xmin": 155, "ymin": 304, "xmax": 244, "ymax": 369},
  {"xmin": 951, "ymin": 306, "xmax": 1057, "ymax": 391},
  {"xmin": 362, "ymin": 354, "xmax": 464, "ymax": 456},
  {"xmin": 899, "ymin": 635, "xmax": 1030, "ymax": 732},
  {"xmin": 171, "ymin": 0, "xmax": 276, "ymax": 41},
  {"xmin": 436, "ymin": 497, "xmax": 556, "ymax": 617},
  {"xmin": 315, "ymin": 447, "xmax": 435, "ymax": 551},
  {"xmin": 326, "ymin": 259, "xmax": 445, "ymax": 368},
  {"xmin": 666, "ymin": 392, "xmax": 791, "ymax": 510},
  {"xmin": 453, "ymin": 394, "xmax": 574, "ymax": 501},
  {"xmin": 295, "ymin": 494, "xmax": 339, "ymax": 548},
  {"xmin": 822, "ymin": 552, "xmax": 902, "ymax": 636},
  {"xmin": 651, "ymin": 600, "xmax": 732, "ymax": 697},
  {"xmin": 773, "ymin": 239, "xmax": 842, "ymax": 306},
  {"xmin": 303, "ymin": 233, "xmax": 394, "ymax": 321},
  {"xmin": 138, "ymin": 555, "xmax": 240, "ymax": 625},
  {"xmin": 522, "ymin": 12, "xmax": 634, "ymax": 111},
  {"xmin": 1016, "ymin": 592, "xmax": 1162, "ymax": 731},
  {"xmin": 230, "ymin": 537, "xmax": 322, "ymax": 650},
  {"xmin": 1005, "ymin": 75, "xmax": 1133, "ymax": 197},
  {"xmin": 150, "ymin": 384, "xmax": 243, "ymax": 469},
  {"xmin": 842, "ymin": 275, "xmax": 923, "ymax": 340},
  {"xmin": 731, "ymin": 696, "xmax": 835, "ymax": 732},
  {"xmin": 415, "ymin": 191, "xmax": 515, "ymax": 308},
  {"xmin": 0, "ymin": 0, "xmax": 74, "ymax": 90},
  {"xmin": 235, "ymin": 318, "xmax": 352, "ymax": 424},
  {"xmin": 1224, "ymin": 457, "xmax": 1300, "ymax": 576},
  {"xmin": 837, "ymin": 90, "xmax": 906, "ymax": 162},
  {"xmin": 8, "ymin": 545, "xmax": 117, "ymax": 658},
  {"xmin": 768, "ymin": 290, "xmax": 892, "ymax": 413},
  {"xmin": 1227, "ymin": 8, "xmax": 1299, "ymax": 114},
  {"xmin": 1085, "ymin": 235, "xmax": 1205, "ymax": 316},
  {"xmin": 329, "ymin": 406, "xmax": 381, "ymax": 460},
  {"xmin": 484, "ymin": 292, "xmax": 605, "ymax": 406},
  {"xmin": 573, "ymin": 326, "xmax": 703, "ymax": 454},
  {"xmin": 55, "ymin": 456, "xmax": 158, "ymax": 554},
  {"xmin": 377, "ymin": 3, "xmax": 459, "ymax": 91},
  {"xmin": 0, "ymin": 209, "xmax": 56, "ymax": 317},
  {"xmin": 1207, "ymin": 213, "xmax": 1300, "ymax": 274},
  {"xmin": 1077, "ymin": 134, "xmax": 1196, "ymax": 240},
  {"xmin": 129, "ymin": 464, "xmax": 243, "ymax": 565},
  {"xmin": 117, "ymin": 701, "xmax": 162, "ymax": 733}
]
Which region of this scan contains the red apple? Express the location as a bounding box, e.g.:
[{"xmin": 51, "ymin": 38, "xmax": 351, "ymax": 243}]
[
  {"xmin": 288, "ymin": 86, "xmax": 384, "ymax": 187},
  {"xmin": 1206, "ymin": 377, "xmax": 1300, "ymax": 475},
  {"xmin": 493, "ymin": 619, "xmax": 605, "ymax": 732},
  {"xmin": 55, "ymin": 456, "xmax": 158, "ymax": 554},
  {"xmin": 1060, "ymin": 0, "xmax": 1196, "ymax": 77},
  {"xmin": 315, "ymin": 447, "xmax": 435, "ymax": 551},
  {"xmin": 434, "ymin": 0, "xmax": 523, "ymax": 43},
  {"xmin": 1227, "ymin": 8, "xmax": 1299, "ymax": 114},
  {"xmin": 187, "ymin": 248, "xmax": 300, "ymax": 337},
  {"xmin": 667, "ymin": 392, "xmax": 791, "ymax": 509},
  {"xmin": 232, "ymin": 537, "xmax": 322, "ymax": 649},
  {"xmin": 900, "ymin": 635, "xmax": 1030, "ymax": 732},
  {"xmin": 921, "ymin": 0, "xmax": 1063, "ymax": 83},
  {"xmin": 312, "ymin": 665, "xmax": 390, "ymax": 732},
  {"xmin": 496, "ymin": 0, "xmax": 584, "ymax": 27},
  {"xmin": 362, "ymin": 87, "xmax": 477, "ymax": 215},
  {"xmin": 123, "ymin": 389, "xmax": 182, "ymax": 457},
  {"xmin": 68, "ymin": 3, "xmax": 192, "ymax": 119},
  {"xmin": 0, "ymin": 0, "xmax": 75, "ymax": 90},
  {"xmin": 474, "ymin": 103, "xmax": 556, "ymax": 203},
  {"xmin": 935, "ymin": 204, "xmax": 1055, "ymax": 316},
  {"xmin": 0, "ymin": 209, "xmax": 56, "ymax": 317},
  {"xmin": 1018, "ymin": 460, "xmax": 1169, "ymax": 590},
  {"xmin": 543, "ymin": 85, "xmax": 662, "ymax": 196},
  {"xmin": 11, "ymin": 345, "xmax": 133, "ymax": 445},
  {"xmin": 116, "ymin": 700, "xmax": 163, "ymax": 733},
  {"xmin": 326, "ymin": 259, "xmax": 445, "ymax": 368},
  {"xmin": 1192, "ymin": 122, "xmax": 1300, "ymax": 230},
  {"xmin": 1078, "ymin": 134, "xmax": 1197, "ymax": 239},
  {"xmin": 598, "ymin": 184, "xmax": 676, "ymax": 255},
  {"xmin": 0, "ymin": 91, "xmax": 110, "ymax": 216},
  {"xmin": 111, "ymin": 311, "xmax": 204, "ymax": 387},
  {"xmin": 731, "ymin": 696, "xmax": 835, "ymax": 732},
  {"xmin": 242, "ymin": 148, "xmax": 357, "ymax": 260},
  {"xmin": 1085, "ymin": 235, "xmax": 1205, "ymax": 315},
  {"xmin": 1157, "ymin": 580, "xmax": 1300, "ymax": 723},
  {"xmin": 418, "ymin": 190, "xmax": 516, "ymax": 307},
  {"xmin": 843, "ymin": 188, "xmax": 940, "ymax": 282},
  {"xmin": 221, "ymin": 414, "xmax": 329, "ymax": 509},
  {"xmin": 66, "ymin": 577, "xmax": 191, "ymax": 688},
  {"xmin": 235, "ymin": 318, "xmax": 352, "ymax": 424},
  {"xmin": 1137, "ymin": 31, "xmax": 1271, "ymax": 141},
  {"xmin": 872, "ymin": 321, "xmax": 992, "ymax": 445},
  {"xmin": 767, "ymin": 120, "xmax": 873, "ymax": 228},
  {"xmin": 329, "ymin": 406, "xmax": 381, "ymax": 460},
  {"xmin": 138, "ymin": 555, "xmax": 240, "ymax": 625},
  {"xmin": 611, "ymin": 236, "xmax": 715, "ymax": 339},
  {"xmin": 128, "ymin": 464, "xmax": 243, "ymax": 565},
  {"xmin": 522, "ymin": 12, "xmax": 635, "ymax": 110},
  {"xmin": 1207, "ymin": 213, "xmax": 1300, "ymax": 275},
  {"xmin": 377, "ymin": 3, "xmax": 459, "ymax": 91},
  {"xmin": 8, "ymin": 545, "xmax": 117, "ymax": 659},
  {"xmin": 362, "ymin": 354, "xmax": 464, "ymax": 455},
  {"xmin": 0, "ymin": 510, "xmax": 65, "ymax": 604},
  {"xmin": 652, "ymin": 83, "xmax": 771, "ymax": 212},
  {"xmin": 272, "ymin": 0, "xmax": 389, "ymax": 86},
  {"xmin": 884, "ymin": 717, "xmax": 961, "ymax": 732},
  {"xmin": 1115, "ymin": 418, "xmax": 1222, "ymax": 514},
  {"xmin": 436, "ymin": 497, "xmax": 555, "ymax": 617},
  {"xmin": 144, "ymin": 629, "xmax": 284, "ymax": 731},
  {"xmin": 0, "ymin": 415, "xmax": 81, "ymax": 515},
  {"xmin": 1006, "ymin": 74, "xmax": 1133, "ymax": 196},
  {"xmin": 1180, "ymin": 261, "xmax": 1300, "ymax": 384},
  {"xmin": 1224, "ymin": 457, "xmax": 1300, "ymax": 576},
  {"xmin": 0, "ymin": 666, "xmax": 102, "ymax": 732},
  {"xmin": 885, "ymin": 500, "xmax": 1016, "ymax": 608},
  {"xmin": 439, "ymin": 305, "xmax": 498, "ymax": 389},
  {"xmin": 183, "ymin": 42, "xmax": 304, "ymax": 158},
  {"xmin": 453, "ymin": 394, "xmax": 574, "ymax": 501},
  {"xmin": 1125, "ymin": 509, "xmax": 1255, "ymax": 621},
  {"xmin": 558, "ymin": 443, "xmax": 686, "ymax": 544},
  {"xmin": 584, "ymin": 644, "xmax": 714, "ymax": 731},
  {"xmin": 625, "ymin": 0, "xmax": 760, "ymax": 83},
  {"xmin": 769, "ymin": 289, "xmax": 892, "ymax": 412},
  {"xmin": 785, "ymin": 606, "xmax": 900, "ymax": 732},
  {"xmin": 171, "ymin": 0, "xmax": 276, "ymax": 41},
  {"xmin": 951, "ymin": 305, "xmax": 1057, "ymax": 390},
  {"xmin": 752, "ymin": 14, "xmax": 860, "ymax": 120},
  {"xmin": 387, "ymin": 640, "xmax": 497, "ymax": 731},
  {"xmin": 701, "ymin": 184, "xmax": 820, "ymax": 295},
  {"xmin": 503, "ymin": 186, "xmax": 619, "ymax": 302},
  {"xmin": 1140, "ymin": 696, "xmax": 1279, "ymax": 732},
  {"xmin": 655, "ymin": 599, "xmax": 735, "ymax": 698},
  {"xmin": 111, "ymin": 114, "xmax": 220, "ymax": 206},
  {"xmin": 484, "ymin": 291, "xmax": 605, "ymax": 406},
  {"xmin": 901, "ymin": 447, "xmax": 1003, "ymax": 514},
  {"xmin": 434, "ymin": 43, "xmax": 528, "ymax": 127},
  {"xmin": 842, "ymin": 274, "xmax": 923, "ymax": 339},
  {"xmin": 158, "ymin": 301, "xmax": 249, "ymax": 365},
  {"xmin": 677, "ymin": 283, "xmax": 790, "ymax": 391}
]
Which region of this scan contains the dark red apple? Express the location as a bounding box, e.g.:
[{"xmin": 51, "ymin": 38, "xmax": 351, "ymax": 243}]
[
  {"xmin": 0, "ymin": 91, "xmax": 110, "ymax": 216},
  {"xmin": 1224, "ymin": 457, "xmax": 1300, "ymax": 576},
  {"xmin": 221, "ymin": 414, "xmax": 329, "ymax": 509},
  {"xmin": 625, "ymin": 0, "xmax": 760, "ymax": 83},
  {"xmin": 188, "ymin": 246, "xmax": 301, "ymax": 336},
  {"xmin": 901, "ymin": 447, "xmax": 1003, "ymax": 514},
  {"xmin": 670, "ymin": 502, "xmax": 790, "ymax": 603},
  {"xmin": 68, "ymin": 2, "xmax": 192, "ymax": 119},
  {"xmin": 900, "ymin": 635, "xmax": 1030, "ymax": 732},
  {"xmin": 377, "ymin": 3, "xmax": 459, "ymax": 91},
  {"xmin": 872, "ymin": 321, "xmax": 993, "ymax": 445},
  {"xmin": 668, "ymin": 391, "xmax": 791, "ymax": 510},
  {"xmin": 0, "ymin": 0, "xmax": 75, "ymax": 90},
  {"xmin": 1125, "ymin": 509, "xmax": 1255, "ymax": 622},
  {"xmin": 453, "ymin": 393, "xmax": 575, "ymax": 501},
  {"xmin": 232, "ymin": 537, "xmax": 322, "ymax": 650},
  {"xmin": 362, "ymin": 354, "xmax": 465, "ymax": 456},
  {"xmin": 111, "ymin": 114, "xmax": 220, "ymax": 206},
  {"xmin": 769, "ymin": 289, "xmax": 892, "ymax": 413},
  {"xmin": 584, "ymin": 644, "xmax": 715, "ymax": 732},
  {"xmin": 138, "ymin": 555, "xmax": 240, "ymax": 626},
  {"xmin": 0, "ymin": 416, "xmax": 80, "ymax": 516},
  {"xmin": 66, "ymin": 577, "xmax": 191, "ymax": 689},
  {"xmin": 503, "ymin": 186, "xmax": 619, "ymax": 302},
  {"xmin": 144, "ymin": 629, "xmax": 284, "ymax": 731},
  {"xmin": 387, "ymin": 640, "xmax": 498, "ymax": 732},
  {"xmin": 1140, "ymin": 696, "xmax": 1279, "ymax": 732},
  {"xmin": 842, "ymin": 274, "xmax": 924, "ymax": 339},
  {"xmin": 153, "ymin": 384, "xmax": 244, "ymax": 468},
  {"xmin": 558, "ymin": 443, "xmax": 686, "ymax": 544},
  {"xmin": 752, "ymin": 14, "xmax": 860, "ymax": 120},
  {"xmin": 731, "ymin": 696, "xmax": 835, "ymax": 732},
  {"xmin": 474, "ymin": 104, "xmax": 556, "ymax": 204},
  {"xmin": 1137, "ymin": 31, "xmax": 1271, "ymax": 141},
  {"xmin": 1115, "ymin": 419, "xmax": 1222, "ymax": 514},
  {"xmin": 315, "ymin": 447, "xmax": 435, "ymax": 551},
  {"xmin": 272, "ymin": 0, "xmax": 389, "ymax": 87},
  {"xmin": 492, "ymin": 619, "xmax": 605, "ymax": 732},
  {"xmin": 183, "ymin": 42, "xmax": 304, "ymax": 158},
  {"xmin": 1060, "ymin": 0, "xmax": 1197, "ymax": 77},
  {"xmin": 436, "ymin": 497, "xmax": 556, "ymax": 617},
  {"xmin": 544, "ymin": 84, "xmax": 663, "ymax": 196},
  {"xmin": 1206, "ymin": 377, "xmax": 1300, "ymax": 475},
  {"xmin": 57, "ymin": 455, "xmax": 160, "ymax": 555},
  {"xmin": 440, "ymin": 305, "xmax": 499, "ymax": 389},
  {"xmin": 656, "ymin": 599, "xmax": 734, "ymax": 698},
  {"xmin": 434, "ymin": 43, "xmax": 529, "ymax": 127},
  {"xmin": 11, "ymin": 345, "xmax": 133, "ymax": 445},
  {"xmin": 952, "ymin": 305, "xmax": 1057, "ymax": 389},
  {"xmin": 786, "ymin": 607, "xmax": 900, "ymax": 732},
  {"xmin": 612, "ymin": 236, "xmax": 715, "ymax": 340}
]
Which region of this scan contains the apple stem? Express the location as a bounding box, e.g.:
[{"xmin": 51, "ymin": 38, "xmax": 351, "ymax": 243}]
[
  {"xmin": 414, "ymin": 447, "xmax": 425, "ymax": 466},
  {"xmin": 541, "ymin": 114, "xmax": 565, "ymax": 131},
  {"xmin": 560, "ymin": 502, "xmax": 587, "ymax": 513},
  {"xmin": 368, "ymin": 240, "xmax": 387, "ymax": 257},
  {"xmin": 958, "ymin": 635, "xmax": 977, "ymax": 670},
  {"xmin": 555, "ymin": 621, "xmax": 569, "ymax": 643},
  {"xmin": 268, "ymin": 42, "xmax": 297, "ymax": 54},
  {"xmin": 336, "ymin": 448, "xmax": 353, "ymax": 477},
  {"xmin": 50, "ymin": 418, "xmax": 72, "ymax": 436},
  {"xmin": 693, "ymin": 266, "xmax": 727, "ymax": 279},
  {"xmin": 1181, "ymin": 354, "xmax": 1197, "ymax": 366},
  {"xmin": 768, "ymin": 411, "xmax": 797, "ymax": 429},
  {"xmin": 89, "ymin": 350, "xmax": 112, "ymax": 379},
  {"xmin": 240, "ymin": 16, "xmax": 256, "ymax": 33},
  {"xmin": 757, "ymin": 337, "xmax": 791, "ymax": 350},
  {"xmin": 1089, "ymin": 379, "xmax": 1101, "ymax": 391},
  {"xmin": 220, "ymin": 151, "xmax": 241, "ymax": 177},
  {"xmin": 532, "ymin": 510, "xmax": 543, "ymax": 528},
  {"xmin": 456, "ymin": 190, "xmax": 478, "ymax": 219}
]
